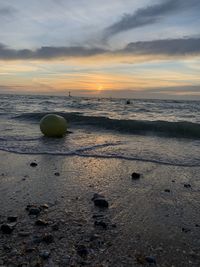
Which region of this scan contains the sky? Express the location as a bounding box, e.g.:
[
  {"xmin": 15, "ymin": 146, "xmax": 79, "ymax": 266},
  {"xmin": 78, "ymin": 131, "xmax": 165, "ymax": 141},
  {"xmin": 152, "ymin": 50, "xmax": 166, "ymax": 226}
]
[{"xmin": 0, "ymin": 0, "xmax": 200, "ymax": 99}]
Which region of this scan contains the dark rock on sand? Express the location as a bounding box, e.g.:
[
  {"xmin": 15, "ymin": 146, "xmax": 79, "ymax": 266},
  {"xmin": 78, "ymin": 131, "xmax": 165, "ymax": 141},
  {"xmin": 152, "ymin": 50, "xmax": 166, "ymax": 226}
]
[
  {"xmin": 92, "ymin": 193, "xmax": 109, "ymax": 208},
  {"xmin": 30, "ymin": 162, "xmax": 37, "ymax": 167},
  {"xmin": 35, "ymin": 219, "xmax": 49, "ymax": 226},
  {"xmin": 92, "ymin": 214, "xmax": 104, "ymax": 219},
  {"xmin": 91, "ymin": 193, "xmax": 104, "ymax": 201},
  {"xmin": 29, "ymin": 207, "xmax": 41, "ymax": 216},
  {"xmin": 184, "ymin": 183, "xmax": 191, "ymax": 188},
  {"xmin": 94, "ymin": 198, "xmax": 109, "ymax": 208},
  {"xmin": 164, "ymin": 189, "xmax": 170, "ymax": 193},
  {"xmin": 145, "ymin": 256, "xmax": 157, "ymax": 264},
  {"xmin": 76, "ymin": 245, "xmax": 89, "ymax": 257},
  {"xmin": 42, "ymin": 233, "xmax": 54, "ymax": 244},
  {"xmin": 182, "ymin": 227, "xmax": 191, "ymax": 233},
  {"xmin": 18, "ymin": 231, "xmax": 31, "ymax": 237},
  {"xmin": 1, "ymin": 223, "xmax": 14, "ymax": 234},
  {"xmin": 40, "ymin": 203, "xmax": 49, "ymax": 209},
  {"xmin": 131, "ymin": 172, "xmax": 140, "ymax": 179},
  {"xmin": 7, "ymin": 216, "xmax": 18, "ymax": 222},
  {"xmin": 39, "ymin": 250, "xmax": 50, "ymax": 259},
  {"xmin": 54, "ymin": 172, "xmax": 60, "ymax": 176},
  {"xmin": 32, "ymin": 235, "xmax": 43, "ymax": 244}
]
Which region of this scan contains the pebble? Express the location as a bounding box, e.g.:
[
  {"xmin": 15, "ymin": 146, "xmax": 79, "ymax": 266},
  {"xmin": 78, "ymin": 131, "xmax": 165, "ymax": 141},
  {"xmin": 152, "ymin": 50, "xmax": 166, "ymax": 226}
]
[
  {"xmin": 94, "ymin": 198, "xmax": 109, "ymax": 208},
  {"xmin": 40, "ymin": 204, "xmax": 49, "ymax": 209},
  {"xmin": 18, "ymin": 231, "xmax": 31, "ymax": 237},
  {"xmin": 131, "ymin": 172, "xmax": 140, "ymax": 179},
  {"xmin": 1, "ymin": 224, "xmax": 14, "ymax": 234},
  {"xmin": 7, "ymin": 216, "xmax": 18, "ymax": 222},
  {"xmin": 182, "ymin": 227, "xmax": 191, "ymax": 233},
  {"xmin": 91, "ymin": 193, "xmax": 104, "ymax": 201},
  {"xmin": 35, "ymin": 219, "xmax": 49, "ymax": 226},
  {"xmin": 32, "ymin": 235, "xmax": 43, "ymax": 244},
  {"xmin": 39, "ymin": 250, "xmax": 50, "ymax": 259},
  {"xmin": 76, "ymin": 245, "xmax": 89, "ymax": 257},
  {"xmin": 164, "ymin": 189, "xmax": 170, "ymax": 193},
  {"xmin": 30, "ymin": 162, "xmax": 37, "ymax": 167},
  {"xmin": 42, "ymin": 233, "xmax": 54, "ymax": 244},
  {"xmin": 145, "ymin": 256, "xmax": 156, "ymax": 264},
  {"xmin": 184, "ymin": 183, "xmax": 191, "ymax": 188},
  {"xmin": 29, "ymin": 207, "xmax": 41, "ymax": 216}
]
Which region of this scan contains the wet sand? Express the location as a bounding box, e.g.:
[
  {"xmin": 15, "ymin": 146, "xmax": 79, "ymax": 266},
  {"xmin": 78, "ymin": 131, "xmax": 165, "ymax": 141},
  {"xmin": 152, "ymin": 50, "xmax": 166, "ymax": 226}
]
[{"xmin": 0, "ymin": 150, "xmax": 200, "ymax": 266}]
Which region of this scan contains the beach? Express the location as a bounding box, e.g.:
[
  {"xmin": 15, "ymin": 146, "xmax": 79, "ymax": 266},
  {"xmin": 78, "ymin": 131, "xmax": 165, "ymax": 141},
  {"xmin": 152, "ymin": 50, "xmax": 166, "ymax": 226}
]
[{"xmin": 1, "ymin": 150, "xmax": 200, "ymax": 266}]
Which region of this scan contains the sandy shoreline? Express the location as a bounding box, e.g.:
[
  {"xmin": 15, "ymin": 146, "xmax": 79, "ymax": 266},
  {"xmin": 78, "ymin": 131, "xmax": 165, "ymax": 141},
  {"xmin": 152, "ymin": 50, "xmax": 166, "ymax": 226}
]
[{"xmin": 0, "ymin": 150, "xmax": 200, "ymax": 266}]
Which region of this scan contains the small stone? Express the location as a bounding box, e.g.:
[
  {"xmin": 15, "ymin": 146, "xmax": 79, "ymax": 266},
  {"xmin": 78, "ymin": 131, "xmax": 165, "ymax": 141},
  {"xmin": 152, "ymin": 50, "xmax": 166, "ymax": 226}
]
[
  {"xmin": 35, "ymin": 219, "xmax": 49, "ymax": 226},
  {"xmin": 40, "ymin": 204, "xmax": 49, "ymax": 209},
  {"xmin": 30, "ymin": 162, "xmax": 37, "ymax": 167},
  {"xmin": 42, "ymin": 233, "xmax": 54, "ymax": 244},
  {"xmin": 76, "ymin": 245, "xmax": 89, "ymax": 257},
  {"xmin": 29, "ymin": 207, "xmax": 41, "ymax": 216},
  {"xmin": 164, "ymin": 189, "xmax": 170, "ymax": 193},
  {"xmin": 92, "ymin": 214, "xmax": 104, "ymax": 219},
  {"xmin": 7, "ymin": 216, "xmax": 18, "ymax": 222},
  {"xmin": 94, "ymin": 198, "xmax": 109, "ymax": 208},
  {"xmin": 145, "ymin": 256, "xmax": 156, "ymax": 264},
  {"xmin": 94, "ymin": 220, "xmax": 108, "ymax": 229},
  {"xmin": 3, "ymin": 244, "xmax": 11, "ymax": 251},
  {"xmin": 54, "ymin": 172, "xmax": 60, "ymax": 176},
  {"xmin": 182, "ymin": 227, "xmax": 191, "ymax": 233},
  {"xmin": 131, "ymin": 172, "xmax": 140, "ymax": 179},
  {"xmin": 195, "ymin": 224, "xmax": 200, "ymax": 227},
  {"xmin": 39, "ymin": 250, "xmax": 50, "ymax": 259},
  {"xmin": 18, "ymin": 231, "xmax": 31, "ymax": 237},
  {"xmin": 25, "ymin": 246, "xmax": 36, "ymax": 253},
  {"xmin": 91, "ymin": 193, "xmax": 105, "ymax": 201},
  {"xmin": 184, "ymin": 183, "xmax": 191, "ymax": 188},
  {"xmin": 1, "ymin": 223, "xmax": 14, "ymax": 234},
  {"xmin": 32, "ymin": 235, "xmax": 43, "ymax": 244}
]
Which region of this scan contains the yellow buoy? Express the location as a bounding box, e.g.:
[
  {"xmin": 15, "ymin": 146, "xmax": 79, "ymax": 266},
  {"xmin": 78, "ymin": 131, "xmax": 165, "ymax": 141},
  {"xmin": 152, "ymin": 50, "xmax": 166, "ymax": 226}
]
[{"xmin": 40, "ymin": 114, "xmax": 67, "ymax": 137}]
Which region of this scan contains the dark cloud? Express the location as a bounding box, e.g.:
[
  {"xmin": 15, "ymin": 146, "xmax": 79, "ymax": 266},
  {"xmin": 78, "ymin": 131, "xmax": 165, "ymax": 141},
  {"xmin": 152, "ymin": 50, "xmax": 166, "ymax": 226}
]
[
  {"xmin": 0, "ymin": 37, "xmax": 200, "ymax": 60},
  {"xmin": 0, "ymin": 6, "xmax": 17, "ymax": 17},
  {"xmin": 0, "ymin": 44, "xmax": 107, "ymax": 60},
  {"xmin": 103, "ymin": 0, "xmax": 200, "ymax": 40},
  {"xmin": 122, "ymin": 37, "xmax": 200, "ymax": 56}
]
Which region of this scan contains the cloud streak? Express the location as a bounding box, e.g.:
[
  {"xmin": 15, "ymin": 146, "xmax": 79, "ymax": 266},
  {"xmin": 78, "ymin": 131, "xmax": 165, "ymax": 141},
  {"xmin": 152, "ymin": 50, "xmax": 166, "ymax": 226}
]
[
  {"xmin": 0, "ymin": 37, "xmax": 200, "ymax": 60},
  {"xmin": 122, "ymin": 37, "xmax": 200, "ymax": 56},
  {"xmin": 103, "ymin": 0, "xmax": 200, "ymax": 40}
]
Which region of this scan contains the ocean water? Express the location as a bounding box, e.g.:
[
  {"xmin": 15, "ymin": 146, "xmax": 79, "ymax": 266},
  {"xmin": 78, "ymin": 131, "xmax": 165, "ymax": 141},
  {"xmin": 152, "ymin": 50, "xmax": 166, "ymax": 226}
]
[{"xmin": 0, "ymin": 94, "xmax": 200, "ymax": 167}]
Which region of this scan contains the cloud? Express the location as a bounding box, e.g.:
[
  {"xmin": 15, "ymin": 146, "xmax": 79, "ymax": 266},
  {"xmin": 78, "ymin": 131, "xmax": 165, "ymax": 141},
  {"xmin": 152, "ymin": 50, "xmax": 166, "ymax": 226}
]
[
  {"xmin": 103, "ymin": 0, "xmax": 200, "ymax": 40},
  {"xmin": 0, "ymin": 44, "xmax": 107, "ymax": 60},
  {"xmin": 0, "ymin": 6, "xmax": 17, "ymax": 17},
  {"xmin": 0, "ymin": 37, "xmax": 200, "ymax": 60},
  {"xmin": 122, "ymin": 37, "xmax": 200, "ymax": 56}
]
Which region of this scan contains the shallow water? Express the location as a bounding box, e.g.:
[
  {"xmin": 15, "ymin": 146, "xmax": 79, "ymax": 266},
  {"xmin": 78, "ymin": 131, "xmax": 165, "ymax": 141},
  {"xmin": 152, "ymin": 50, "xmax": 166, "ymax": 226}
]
[{"xmin": 0, "ymin": 94, "xmax": 200, "ymax": 167}]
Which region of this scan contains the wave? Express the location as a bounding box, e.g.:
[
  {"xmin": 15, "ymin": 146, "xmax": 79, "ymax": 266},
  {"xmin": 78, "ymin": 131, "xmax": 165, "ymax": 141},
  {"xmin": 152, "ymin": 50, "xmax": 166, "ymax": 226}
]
[
  {"xmin": 14, "ymin": 112, "xmax": 200, "ymax": 138},
  {"xmin": 0, "ymin": 147, "xmax": 199, "ymax": 167}
]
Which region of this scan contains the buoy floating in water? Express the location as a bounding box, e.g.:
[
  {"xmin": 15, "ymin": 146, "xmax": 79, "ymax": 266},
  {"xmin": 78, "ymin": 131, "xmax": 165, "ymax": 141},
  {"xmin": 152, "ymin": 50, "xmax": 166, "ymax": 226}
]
[{"xmin": 40, "ymin": 114, "xmax": 68, "ymax": 137}]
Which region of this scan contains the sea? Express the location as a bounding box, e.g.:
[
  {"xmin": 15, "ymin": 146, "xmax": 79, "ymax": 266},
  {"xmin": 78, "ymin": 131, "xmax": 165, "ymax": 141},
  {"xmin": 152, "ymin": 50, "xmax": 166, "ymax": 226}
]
[{"xmin": 0, "ymin": 94, "xmax": 200, "ymax": 167}]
